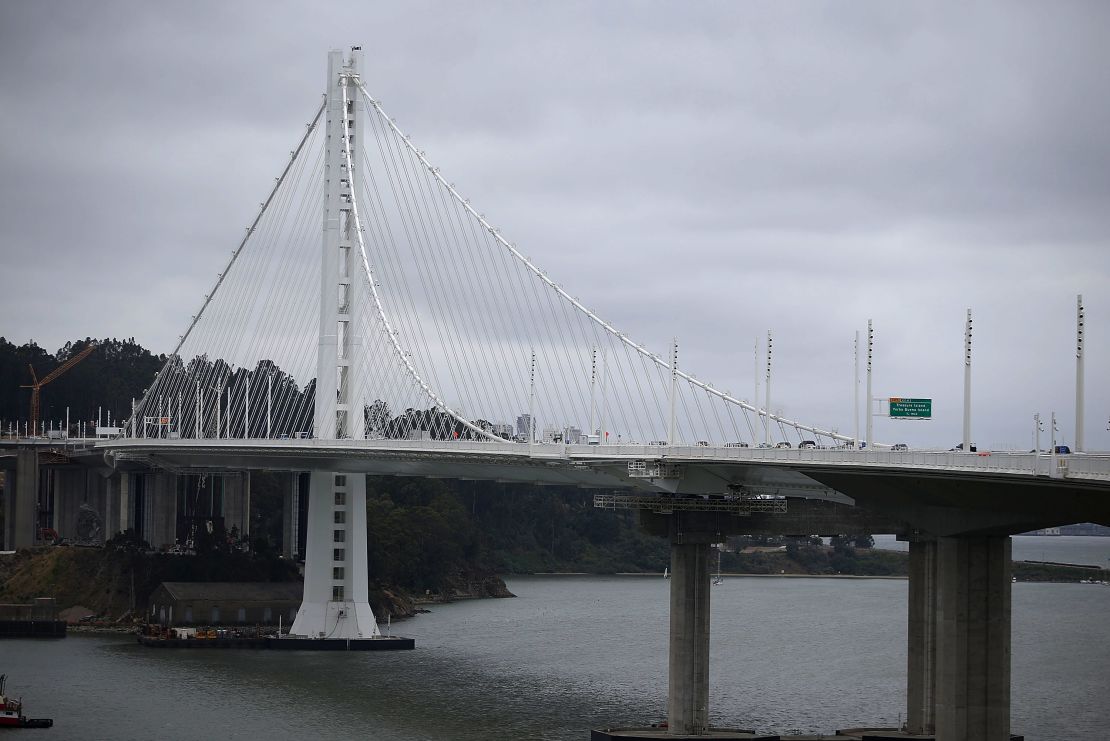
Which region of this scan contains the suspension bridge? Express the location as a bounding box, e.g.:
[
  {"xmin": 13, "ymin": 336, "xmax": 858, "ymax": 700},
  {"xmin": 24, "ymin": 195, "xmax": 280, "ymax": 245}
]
[{"xmin": 59, "ymin": 47, "xmax": 1109, "ymax": 740}]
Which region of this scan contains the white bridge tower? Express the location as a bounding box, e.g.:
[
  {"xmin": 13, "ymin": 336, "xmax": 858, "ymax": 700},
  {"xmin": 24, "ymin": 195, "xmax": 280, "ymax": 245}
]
[{"xmin": 290, "ymin": 47, "xmax": 380, "ymax": 640}]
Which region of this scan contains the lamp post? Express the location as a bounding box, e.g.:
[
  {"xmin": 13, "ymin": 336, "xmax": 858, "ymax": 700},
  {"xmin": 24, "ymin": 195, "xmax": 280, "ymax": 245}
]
[
  {"xmin": 267, "ymin": 372, "xmax": 273, "ymax": 438},
  {"xmin": 1076, "ymin": 294, "xmax": 1085, "ymax": 452},
  {"xmin": 765, "ymin": 330, "xmax": 772, "ymax": 447},
  {"xmin": 210, "ymin": 382, "xmax": 223, "ymax": 440},
  {"xmin": 866, "ymin": 320, "xmax": 873, "ymax": 449},
  {"xmin": 962, "ymin": 309, "xmax": 972, "ymax": 452}
]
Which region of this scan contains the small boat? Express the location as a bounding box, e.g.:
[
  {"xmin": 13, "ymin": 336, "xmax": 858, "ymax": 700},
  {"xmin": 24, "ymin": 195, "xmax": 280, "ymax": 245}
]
[
  {"xmin": 663, "ymin": 567, "xmax": 669, "ymax": 580},
  {"xmin": 0, "ymin": 675, "xmax": 53, "ymax": 729}
]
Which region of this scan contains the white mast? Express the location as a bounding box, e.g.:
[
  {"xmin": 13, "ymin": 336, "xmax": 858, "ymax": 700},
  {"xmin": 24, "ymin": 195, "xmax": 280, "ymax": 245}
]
[
  {"xmin": 866, "ymin": 320, "xmax": 873, "ymax": 449},
  {"xmin": 963, "ymin": 309, "xmax": 972, "ymax": 451},
  {"xmin": 1075, "ymin": 294, "xmax": 1084, "ymax": 452},
  {"xmin": 764, "ymin": 331, "xmax": 772, "ymax": 446}
]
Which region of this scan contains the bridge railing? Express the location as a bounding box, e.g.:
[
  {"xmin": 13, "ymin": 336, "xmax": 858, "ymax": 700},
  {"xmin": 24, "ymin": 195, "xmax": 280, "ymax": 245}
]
[
  {"xmin": 97, "ymin": 437, "xmax": 1110, "ymax": 480},
  {"xmin": 565, "ymin": 443, "xmax": 1110, "ymax": 480}
]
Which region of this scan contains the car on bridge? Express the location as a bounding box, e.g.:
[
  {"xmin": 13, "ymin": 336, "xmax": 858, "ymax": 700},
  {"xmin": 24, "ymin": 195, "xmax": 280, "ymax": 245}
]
[
  {"xmin": 950, "ymin": 443, "xmax": 978, "ymax": 452},
  {"xmin": 798, "ymin": 440, "xmax": 817, "ymax": 449},
  {"xmin": 892, "ymin": 443, "xmax": 909, "ymax": 451},
  {"xmin": 774, "ymin": 441, "xmax": 792, "ymax": 449}
]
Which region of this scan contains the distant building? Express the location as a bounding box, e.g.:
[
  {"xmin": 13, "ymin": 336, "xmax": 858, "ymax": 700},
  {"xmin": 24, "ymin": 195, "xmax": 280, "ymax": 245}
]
[
  {"xmin": 516, "ymin": 414, "xmax": 533, "ymax": 442},
  {"xmin": 147, "ymin": 582, "xmax": 303, "ymax": 627},
  {"xmin": 491, "ymin": 423, "xmax": 514, "ymax": 439}
]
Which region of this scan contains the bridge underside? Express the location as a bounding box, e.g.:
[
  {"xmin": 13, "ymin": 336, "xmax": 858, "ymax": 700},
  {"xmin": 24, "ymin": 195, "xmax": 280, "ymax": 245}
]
[{"xmin": 102, "ymin": 440, "xmax": 1110, "ymax": 535}]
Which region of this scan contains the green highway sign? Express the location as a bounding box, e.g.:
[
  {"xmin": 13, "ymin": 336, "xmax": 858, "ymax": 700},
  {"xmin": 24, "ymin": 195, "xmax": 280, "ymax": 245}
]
[{"xmin": 889, "ymin": 398, "xmax": 932, "ymax": 419}]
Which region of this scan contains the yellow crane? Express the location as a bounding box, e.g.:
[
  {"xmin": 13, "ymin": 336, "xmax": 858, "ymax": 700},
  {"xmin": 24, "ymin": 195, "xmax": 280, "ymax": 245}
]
[{"xmin": 21, "ymin": 343, "xmax": 97, "ymax": 436}]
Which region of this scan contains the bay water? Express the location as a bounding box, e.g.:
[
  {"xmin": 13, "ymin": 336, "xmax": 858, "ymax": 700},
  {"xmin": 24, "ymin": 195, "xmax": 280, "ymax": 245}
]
[{"xmin": 4, "ymin": 573, "xmax": 1107, "ymax": 740}]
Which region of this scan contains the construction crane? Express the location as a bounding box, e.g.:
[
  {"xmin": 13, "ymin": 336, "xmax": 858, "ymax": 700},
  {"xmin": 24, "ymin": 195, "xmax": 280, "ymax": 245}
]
[{"xmin": 21, "ymin": 343, "xmax": 97, "ymax": 436}]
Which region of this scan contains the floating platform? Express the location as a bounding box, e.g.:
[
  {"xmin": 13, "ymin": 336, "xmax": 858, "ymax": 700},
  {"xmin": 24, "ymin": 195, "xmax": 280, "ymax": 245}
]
[
  {"xmin": 0, "ymin": 620, "xmax": 66, "ymax": 638},
  {"xmin": 592, "ymin": 729, "xmax": 775, "ymax": 740},
  {"xmin": 137, "ymin": 635, "xmax": 414, "ymax": 651},
  {"xmin": 593, "ymin": 729, "xmax": 1026, "ymax": 741}
]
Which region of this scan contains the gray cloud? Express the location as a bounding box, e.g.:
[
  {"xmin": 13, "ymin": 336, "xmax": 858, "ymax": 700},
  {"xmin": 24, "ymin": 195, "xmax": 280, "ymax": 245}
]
[{"xmin": 1, "ymin": 0, "xmax": 1107, "ymax": 450}]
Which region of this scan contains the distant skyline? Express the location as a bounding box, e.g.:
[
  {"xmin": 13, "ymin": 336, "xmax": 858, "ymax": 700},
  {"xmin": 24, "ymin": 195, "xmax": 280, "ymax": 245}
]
[{"xmin": 1, "ymin": 1, "xmax": 1108, "ymax": 450}]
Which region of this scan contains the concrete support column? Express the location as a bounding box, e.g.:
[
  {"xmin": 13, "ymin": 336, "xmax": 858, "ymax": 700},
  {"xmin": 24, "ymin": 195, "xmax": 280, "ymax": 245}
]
[
  {"xmin": 221, "ymin": 472, "xmax": 251, "ymax": 541},
  {"xmin": 147, "ymin": 472, "xmax": 178, "ymax": 550},
  {"xmin": 9, "ymin": 449, "xmax": 39, "ymax": 548},
  {"xmin": 906, "ymin": 538, "xmax": 937, "ymax": 735},
  {"xmin": 282, "ymin": 472, "xmax": 301, "ymax": 559},
  {"xmin": 290, "ymin": 471, "xmax": 379, "ymax": 639},
  {"xmin": 118, "ymin": 472, "xmax": 132, "ymax": 534},
  {"xmin": 668, "ymin": 539, "xmax": 712, "ymax": 735},
  {"xmin": 935, "ymin": 535, "xmax": 1011, "ymax": 741}
]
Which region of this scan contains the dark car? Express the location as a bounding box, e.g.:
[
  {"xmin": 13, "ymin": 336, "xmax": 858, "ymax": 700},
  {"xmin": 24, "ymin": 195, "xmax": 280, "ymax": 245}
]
[{"xmin": 1053, "ymin": 445, "xmax": 1071, "ymax": 454}]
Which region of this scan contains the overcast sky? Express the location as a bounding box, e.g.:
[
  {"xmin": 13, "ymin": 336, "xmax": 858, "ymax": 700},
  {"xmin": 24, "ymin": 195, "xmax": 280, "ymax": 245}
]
[{"xmin": 2, "ymin": 1, "xmax": 1108, "ymax": 450}]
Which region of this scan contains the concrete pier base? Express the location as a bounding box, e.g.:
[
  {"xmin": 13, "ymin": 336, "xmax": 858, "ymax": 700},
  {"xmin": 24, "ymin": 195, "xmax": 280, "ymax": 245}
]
[{"xmin": 290, "ymin": 471, "xmax": 381, "ymax": 640}]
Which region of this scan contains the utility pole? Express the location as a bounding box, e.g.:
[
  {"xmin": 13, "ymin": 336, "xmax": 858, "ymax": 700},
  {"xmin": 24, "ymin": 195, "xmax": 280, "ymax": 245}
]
[
  {"xmin": 765, "ymin": 331, "xmax": 772, "ymax": 447},
  {"xmin": 267, "ymin": 372, "xmax": 273, "ymax": 439},
  {"xmin": 963, "ymin": 309, "xmax": 972, "ymax": 451},
  {"xmin": 1033, "ymin": 412, "xmax": 1043, "ymax": 454},
  {"xmin": 245, "ymin": 375, "xmax": 251, "ymax": 438},
  {"xmin": 866, "ymin": 320, "xmax": 874, "ymax": 449},
  {"xmin": 1076, "ymin": 294, "xmax": 1085, "ymax": 452},
  {"xmin": 528, "ymin": 350, "xmax": 536, "ymax": 448},
  {"xmin": 589, "ymin": 347, "xmax": 597, "ymax": 437},
  {"xmin": 669, "ymin": 338, "xmax": 678, "ymax": 446}
]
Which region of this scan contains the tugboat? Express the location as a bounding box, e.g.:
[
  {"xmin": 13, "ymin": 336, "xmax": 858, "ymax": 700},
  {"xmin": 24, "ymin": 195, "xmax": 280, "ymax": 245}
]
[{"xmin": 0, "ymin": 675, "xmax": 53, "ymax": 729}]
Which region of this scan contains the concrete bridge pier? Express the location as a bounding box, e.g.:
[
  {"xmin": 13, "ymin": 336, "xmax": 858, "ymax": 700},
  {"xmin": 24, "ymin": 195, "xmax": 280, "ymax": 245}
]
[
  {"xmin": 221, "ymin": 472, "xmax": 251, "ymax": 541},
  {"xmin": 668, "ymin": 534, "xmax": 713, "ymax": 735},
  {"xmin": 282, "ymin": 471, "xmax": 304, "ymax": 560},
  {"xmin": 139, "ymin": 471, "xmax": 178, "ymax": 550},
  {"xmin": 906, "ymin": 537, "xmax": 937, "ymax": 736},
  {"xmin": 934, "ymin": 535, "xmax": 1011, "ymax": 741},
  {"xmin": 2, "ymin": 449, "xmax": 39, "ymax": 549},
  {"xmin": 906, "ymin": 534, "xmax": 1012, "ymax": 741}
]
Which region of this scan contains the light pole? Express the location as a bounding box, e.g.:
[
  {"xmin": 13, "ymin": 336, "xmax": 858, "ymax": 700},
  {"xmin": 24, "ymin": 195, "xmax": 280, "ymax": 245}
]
[
  {"xmin": 1033, "ymin": 412, "xmax": 1043, "ymax": 454},
  {"xmin": 765, "ymin": 330, "xmax": 772, "ymax": 447},
  {"xmin": 669, "ymin": 338, "xmax": 678, "ymax": 446},
  {"xmin": 245, "ymin": 375, "xmax": 251, "ymax": 439},
  {"xmin": 266, "ymin": 372, "xmax": 273, "ymax": 438},
  {"xmin": 962, "ymin": 309, "xmax": 972, "ymax": 452},
  {"xmin": 866, "ymin": 320, "xmax": 873, "ymax": 449},
  {"xmin": 1075, "ymin": 294, "xmax": 1085, "ymax": 452},
  {"xmin": 211, "ymin": 382, "xmax": 223, "ymax": 440},
  {"xmin": 528, "ymin": 350, "xmax": 536, "ymax": 448}
]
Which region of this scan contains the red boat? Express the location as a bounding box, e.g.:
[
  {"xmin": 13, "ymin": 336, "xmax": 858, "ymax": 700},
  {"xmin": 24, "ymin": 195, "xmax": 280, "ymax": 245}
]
[{"xmin": 0, "ymin": 675, "xmax": 53, "ymax": 729}]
